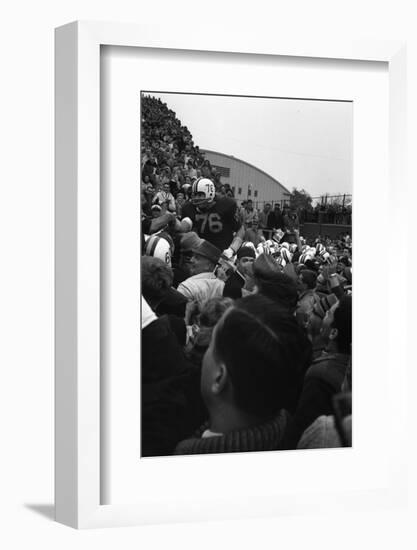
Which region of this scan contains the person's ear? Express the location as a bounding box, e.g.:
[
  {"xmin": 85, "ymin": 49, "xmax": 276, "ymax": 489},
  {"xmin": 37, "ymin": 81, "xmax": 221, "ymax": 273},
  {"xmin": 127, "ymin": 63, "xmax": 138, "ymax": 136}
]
[
  {"xmin": 329, "ymin": 327, "xmax": 338, "ymax": 341},
  {"xmin": 212, "ymin": 363, "xmax": 228, "ymax": 395}
]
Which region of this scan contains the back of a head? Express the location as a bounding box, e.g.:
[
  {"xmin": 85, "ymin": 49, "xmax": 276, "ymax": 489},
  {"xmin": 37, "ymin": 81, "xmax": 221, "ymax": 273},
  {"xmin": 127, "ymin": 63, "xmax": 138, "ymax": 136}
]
[
  {"xmin": 300, "ymin": 269, "xmax": 317, "ymax": 290},
  {"xmin": 141, "ymin": 255, "xmax": 173, "ymax": 302},
  {"xmin": 213, "ymin": 294, "xmax": 310, "ymax": 417},
  {"xmin": 253, "ymin": 254, "xmax": 298, "ymax": 313},
  {"xmin": 198, "ymin": 297, "xmax": 234, "ymax": 328}
]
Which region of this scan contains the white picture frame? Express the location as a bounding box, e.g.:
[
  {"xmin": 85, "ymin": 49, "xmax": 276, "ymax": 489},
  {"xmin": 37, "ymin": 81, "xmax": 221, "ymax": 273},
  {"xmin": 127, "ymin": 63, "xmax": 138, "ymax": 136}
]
[{"xmin": 55, "ymin": 21, "xmax": 407, "ymax": 529}]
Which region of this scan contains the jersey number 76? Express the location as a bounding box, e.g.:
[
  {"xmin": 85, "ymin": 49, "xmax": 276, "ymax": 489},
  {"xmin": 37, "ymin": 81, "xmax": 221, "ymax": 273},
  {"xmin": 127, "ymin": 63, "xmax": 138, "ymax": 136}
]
[{"xmin": 195, "ymin": 212, "xmax": 223, "ymax": 234}]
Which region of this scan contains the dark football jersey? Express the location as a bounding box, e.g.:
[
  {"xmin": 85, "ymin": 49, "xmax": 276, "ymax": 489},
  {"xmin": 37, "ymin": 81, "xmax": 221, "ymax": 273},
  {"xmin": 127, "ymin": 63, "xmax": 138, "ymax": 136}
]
[{"xmin": 182, "ymin": 197, "xmax": 241, "ymax": 250}]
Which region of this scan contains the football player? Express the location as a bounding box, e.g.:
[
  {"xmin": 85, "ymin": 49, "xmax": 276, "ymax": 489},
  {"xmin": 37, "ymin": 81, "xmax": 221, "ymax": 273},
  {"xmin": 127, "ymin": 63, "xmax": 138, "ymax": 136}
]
[
  {"xmin": 143, "ymin": 233, "xmax": 173, "ymax": 267},
  {"xmin": 178, "ymin": 178, "xmax": 244, "ymax": 258}
]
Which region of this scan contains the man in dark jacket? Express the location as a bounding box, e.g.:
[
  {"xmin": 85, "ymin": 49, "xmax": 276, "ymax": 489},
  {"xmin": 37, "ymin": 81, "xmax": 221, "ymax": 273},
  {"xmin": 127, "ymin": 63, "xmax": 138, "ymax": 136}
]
[
  {"xmin": 141, "ymin": 297, "xmax": 206, "ymax": 457},
  {"xmin": 141, "ymin": 255, "xmax": 187, "ymax": 319},
  {"xmin": 174, "ymin": 295, "xmax": 309, "ymax": 455},
  {"xmin": 283, "ymin": 295, "xmax": 352, "ymax": 448},
  {"xmin": 267, "ymin": 203, "xmax": 284, "ymax": 231},
  {"xmin": 223, "ymin": 245, "xmax": 256, "ymax": 299}
]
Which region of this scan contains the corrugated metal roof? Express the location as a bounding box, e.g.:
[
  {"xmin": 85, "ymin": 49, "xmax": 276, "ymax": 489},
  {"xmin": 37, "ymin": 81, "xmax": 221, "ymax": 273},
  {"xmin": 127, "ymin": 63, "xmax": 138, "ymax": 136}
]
[{"xmin": 201, "ymin": 149, "xmax": 291, "ymax": 195}]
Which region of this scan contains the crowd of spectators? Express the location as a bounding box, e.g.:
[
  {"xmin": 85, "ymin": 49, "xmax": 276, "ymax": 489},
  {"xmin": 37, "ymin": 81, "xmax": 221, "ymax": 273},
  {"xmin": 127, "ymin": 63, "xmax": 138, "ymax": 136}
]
[
  {"xmin": 141, "ymin": 96, "xmax": 352, "ymax": 229},
  {"xmin": 141, "ymin": 94, "xmax": 352, "ymax": 458},
  {"xmin": 299, "ymin": 202, "xmax": 352, "ymax": 225},
  {"xmin": 141, "ymin": 95, "xmax": 235, "ymax": 218}
]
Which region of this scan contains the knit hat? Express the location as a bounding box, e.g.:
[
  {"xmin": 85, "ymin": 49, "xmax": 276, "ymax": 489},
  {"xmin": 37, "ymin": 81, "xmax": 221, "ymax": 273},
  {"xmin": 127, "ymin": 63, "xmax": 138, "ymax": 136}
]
[
  {"xmin": 253, "ymin": 254, "xmax": 298, "ymax": 312},
  {"xmin": 191, "ymin": 239, "xmax": 222, "ymax": 265},
  {"xmin": 241, "ymin": 241, "xmax": 257, "ymax": 254},
  {"xmin": 237, "ymin": 246, "xmax": 256, "ymax": 260}
]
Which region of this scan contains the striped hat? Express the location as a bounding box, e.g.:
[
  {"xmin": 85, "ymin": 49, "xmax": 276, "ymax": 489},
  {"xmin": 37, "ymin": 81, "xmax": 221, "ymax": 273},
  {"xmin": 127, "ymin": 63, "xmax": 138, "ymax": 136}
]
[
  {"xmin": 299, "ymin": 253, "xmax": 313, "ymax": 265},
  {"xmin": 257, "ymin": 241, "xmax": 271, "ymax": 256},
  {"xmin": 281, "ymin": 247, "xmax": 293, "ymax": 263},
  {"xmin": 276, "ymin": 256, "xmax": 287, "ymax": 269},
  {"xmin": 269, "ymin": 242, "xmax": 281, "ymax": 256}
]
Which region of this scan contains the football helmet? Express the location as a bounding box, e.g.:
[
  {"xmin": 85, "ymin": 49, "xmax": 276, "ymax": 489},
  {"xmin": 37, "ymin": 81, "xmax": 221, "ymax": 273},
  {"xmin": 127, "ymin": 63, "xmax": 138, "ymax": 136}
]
[
  {"xmin": 276, "ymin": 256, "xmax": 287, "ymax": 269},
  {"xmin": 191, "ymin": 178, "xmax": 216, "ymax": 208},
  {"xmin": 299, "ymin": 252, "xmax": 313, "ymax": 265},
  {"xmin": 271, "ymin": 229, "xmax": 284, "ymax": 244},
  {"xmin": 281, "ymin": 247, "xmax": 293, "ymax": 263},
  {"xmin": 144, "ymin": 234, "xmax": 172, "ymax": 267}
]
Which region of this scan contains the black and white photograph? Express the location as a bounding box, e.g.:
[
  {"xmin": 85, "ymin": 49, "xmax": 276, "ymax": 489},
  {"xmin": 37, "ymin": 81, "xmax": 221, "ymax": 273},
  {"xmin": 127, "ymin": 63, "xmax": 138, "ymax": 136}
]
[
  {"xmin": 2, "ymin": 0, "xmax": 413, "ymax": 541},
  {"xmin": 141, "ymin": 92, "xmax": 353, "ymax": 457}
]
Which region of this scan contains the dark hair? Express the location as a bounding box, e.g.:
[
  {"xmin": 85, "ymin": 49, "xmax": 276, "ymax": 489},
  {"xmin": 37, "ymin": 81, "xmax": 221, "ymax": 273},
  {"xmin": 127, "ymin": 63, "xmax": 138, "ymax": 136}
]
[
  {"xmin": 141, "ymin": 256, "xmax": 173, "ymax": 300},
  {"xmin": 199, "ymin": 297, "xmax": 234, "ymax": 328},
  {"xmin": 300, "ymin": 269, "xmax": 317, "ymax": 289},
  {"xmin": 186, "ymin": 298, "xmax": 234, "ymax": 369},
  {"xmin": 333, "ymin": 295, "xmax": 352, "ymax": 354},
  {"xmin": 213, "ymin": 294, "xmax": 311, "ymax": 417},
  {"xmin": 304, "ymin": 259, "xmax": 319, "ymax": 272},
  {"xmin": 253, "ymin": 254, "xmax": 298, "ymax": 313}
]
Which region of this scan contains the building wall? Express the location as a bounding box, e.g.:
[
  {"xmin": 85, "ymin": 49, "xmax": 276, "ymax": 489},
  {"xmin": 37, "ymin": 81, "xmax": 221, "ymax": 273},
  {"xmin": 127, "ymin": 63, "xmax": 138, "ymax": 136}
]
[{"xmin": 202, "ymin": 149, "xmax": 291, "ymax": 208}]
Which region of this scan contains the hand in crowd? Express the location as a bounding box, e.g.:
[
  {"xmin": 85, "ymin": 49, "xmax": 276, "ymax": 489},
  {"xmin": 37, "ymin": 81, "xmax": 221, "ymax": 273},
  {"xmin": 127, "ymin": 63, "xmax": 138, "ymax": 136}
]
[{"xmin": 321, "ymin": 264, "xmax": 337, "ymax": 281}]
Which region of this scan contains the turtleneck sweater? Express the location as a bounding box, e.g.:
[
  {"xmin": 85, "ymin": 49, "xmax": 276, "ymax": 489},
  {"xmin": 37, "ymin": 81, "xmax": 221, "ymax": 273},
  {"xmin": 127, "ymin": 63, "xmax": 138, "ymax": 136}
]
[{"xmin": 174, "ymin": 409, "xmax": 289, "ymax": 455}]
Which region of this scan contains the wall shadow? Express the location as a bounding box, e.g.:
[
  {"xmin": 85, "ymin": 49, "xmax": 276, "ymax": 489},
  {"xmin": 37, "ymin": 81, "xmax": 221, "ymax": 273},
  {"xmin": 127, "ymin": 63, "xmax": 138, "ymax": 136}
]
[{"xmin": 25, "ymin": 504, "xmax": 55, "ymax": 521}]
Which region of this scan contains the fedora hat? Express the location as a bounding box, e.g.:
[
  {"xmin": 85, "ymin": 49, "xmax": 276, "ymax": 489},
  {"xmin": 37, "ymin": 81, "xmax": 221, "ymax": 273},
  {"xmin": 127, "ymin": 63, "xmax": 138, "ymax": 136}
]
[{"xmin": 191, "ymin": 239, "xmax": 222, "ymax": 265}]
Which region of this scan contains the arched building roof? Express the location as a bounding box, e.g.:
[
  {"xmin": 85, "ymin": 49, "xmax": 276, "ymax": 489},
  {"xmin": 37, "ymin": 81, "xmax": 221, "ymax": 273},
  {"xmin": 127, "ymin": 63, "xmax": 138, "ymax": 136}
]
[{"xmin": 202, "ymin": 149, "xmax": 291, "ymax": 196}]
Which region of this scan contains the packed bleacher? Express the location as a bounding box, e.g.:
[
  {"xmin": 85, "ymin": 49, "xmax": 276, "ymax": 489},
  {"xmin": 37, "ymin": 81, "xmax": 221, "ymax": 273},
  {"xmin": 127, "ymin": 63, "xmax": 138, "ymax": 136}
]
[
  {"xmin": 141, "ymin": 95, "xmax": 234, "ymax": 213},
  {"xmin": 141, "ymin": 94, "xmax": 352, "ymax": 457}
]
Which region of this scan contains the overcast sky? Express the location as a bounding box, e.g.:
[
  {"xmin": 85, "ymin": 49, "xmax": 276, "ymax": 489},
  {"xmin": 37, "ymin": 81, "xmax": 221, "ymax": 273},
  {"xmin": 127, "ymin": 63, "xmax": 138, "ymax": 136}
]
[{"xmin": 149, "ymin": 92, "xmax": 353, "ymax": 199}]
